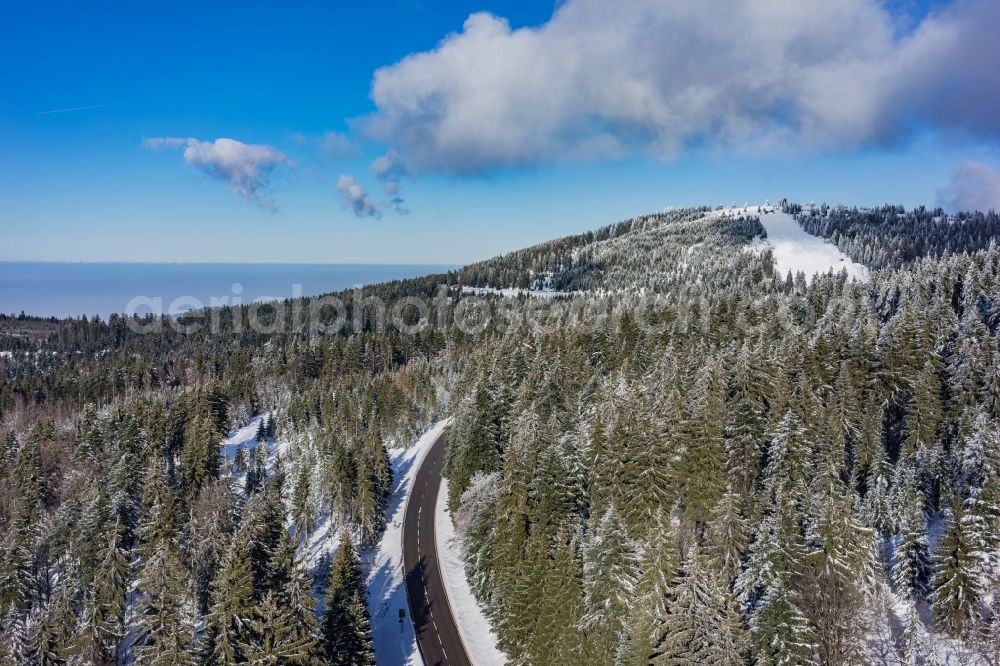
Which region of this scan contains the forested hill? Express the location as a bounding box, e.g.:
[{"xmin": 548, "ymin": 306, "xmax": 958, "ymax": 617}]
[
  {"xmin": 444, "ymin": 204, "xmax": 1000, "ymax": 665},
  {"xmin": 796, "ymin": 204, "xmax": 1000, "ymax": 270},
  {"xmin": 454, "ymin": 206, "xmax": 765, "ymax": 292},
  {"xmin": 3, "ymin": 202, "xmax": 1000, "ymax": 664}
]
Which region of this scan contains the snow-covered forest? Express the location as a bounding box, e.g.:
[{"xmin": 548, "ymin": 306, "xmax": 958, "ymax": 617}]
[
  {"xmin": 3, "ymin": 202, "xmax": 1000, "ymax": 664},
  {"xmin": 446, "ymin": 204, "xmax": 1000, "ymax": 665}
]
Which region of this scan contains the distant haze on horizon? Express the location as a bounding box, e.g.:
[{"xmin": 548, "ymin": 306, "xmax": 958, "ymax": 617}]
[{"xmin": 0, "ymin": 262, "xmax": 455, "ymax": 319}]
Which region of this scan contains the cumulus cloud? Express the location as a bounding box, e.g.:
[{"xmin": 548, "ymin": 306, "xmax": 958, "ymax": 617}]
[
  {"xmin": 366, "ymin": 0, "xmax": 1000, "ymax": 174},
  {"xmin": 336, "ymin": 174, "xmax": 380, "ymax": 218},
  {"xmin": 370, "ymin": 149, "xmax": 408, "ymax": 213},
  {"xmin": 938, "ymin": 162, "xmax": 1000, "ymax": 213},
  {"xmin": 144, "ymin": 137, "xmax": 288, "ymax": 208}
]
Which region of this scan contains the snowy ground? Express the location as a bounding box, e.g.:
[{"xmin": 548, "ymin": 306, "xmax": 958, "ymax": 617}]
[
  {"xmin": 461, "ymin": 286, "xmax": 579, "ymax": 299},
  {"xmin": 220, "ymin": 417, "xmax": 266, "ymax": 461},
  {"xmin": 436, "ymin": 479, "xmax": 507, "ymax": 666},
  {"xmin": 713, "ymin": 204, "xmax": 869, "ymax": 282},
  {"xmin": 367, "ymin": 419, "xmax": 451, "ymax": 666}
]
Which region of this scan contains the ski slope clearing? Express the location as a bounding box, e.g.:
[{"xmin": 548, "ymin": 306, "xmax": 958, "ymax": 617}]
[
  {"xmin": 716, "ymin": 205, "xmax": 869, "ymax": 282},
  {"xmin": 436, "ymin": 479, "xmax": 507, "ymax": 666},
  {"xmin": 758, "ymin": 209, "xmax": 869, "ymax": 282}
]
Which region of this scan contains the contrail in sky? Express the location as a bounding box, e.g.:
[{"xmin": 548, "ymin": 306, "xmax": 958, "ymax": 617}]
[{"xmin": 35, "ymin": 103, "xmax": 110, "ymax": 116}]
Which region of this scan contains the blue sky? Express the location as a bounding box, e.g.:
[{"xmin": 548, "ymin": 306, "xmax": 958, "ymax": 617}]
[{"xmin": 2, "ymin": 0, "xmax": 998, "ymax": 264}]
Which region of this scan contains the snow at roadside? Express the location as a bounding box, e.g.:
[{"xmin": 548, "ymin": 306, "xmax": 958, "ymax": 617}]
[
  {"xmin": 218, "ymin": 416, "xmax": 456, "ymax": 665},
  {"xmin": 436, "ymin": 478, "xmax": 507, "ymax": 666},
  {"xmin": 713, "ymin": 205, "xmax": 869, "ymax": 282},
  {"xmin": 367, "ymin": 419, "xmax": 451, "ymax": 666}
]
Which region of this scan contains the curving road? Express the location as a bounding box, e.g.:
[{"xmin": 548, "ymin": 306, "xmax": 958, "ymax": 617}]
[{"xmin": 403, "ymin": 430, "xmax": 472, "ymax": 666}]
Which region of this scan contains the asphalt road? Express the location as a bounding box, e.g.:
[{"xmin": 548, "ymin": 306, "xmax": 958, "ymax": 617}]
[{"xmin": 403, "ymin": 430, "xmax": 473, "ymax": 666}]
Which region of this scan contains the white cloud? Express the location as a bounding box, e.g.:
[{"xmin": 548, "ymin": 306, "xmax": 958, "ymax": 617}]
[
  {"xmin": 366, "ymin": 0, "xmax": 1000, "ymax": 174},
  {"xmin": 938, "ymin": 162, "xmax": 1000, "ymax": 213},
  {"xmin": 144, "ymin": 137, "xmax": 288, "ymax": 208},
  {"xmin": 371, "ymin": 149, "xmax": 408, "ymax": 182},
  {"xmin": 336, "ymin": 174, "xmax": 380, "ymax": 218},
  {"xmin": 371, "ymin": 149, "xmax": 408, "ymax": 213}
]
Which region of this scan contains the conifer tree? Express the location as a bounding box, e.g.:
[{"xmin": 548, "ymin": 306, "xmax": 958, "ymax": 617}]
[
  {"xmin": 133, "ymin": 540, "xmax": 198, "ymax": 666},
  {"xmin": 581, "ymin": 508, "xmax": 638, "ymax": 663},
  {"xmin": 524, "ymin": 533, "xmax": 584, "ymax": 666},
  {"xmin": 736, "ymin": 489, "xmax": 807, "ymax": 626},
  {"xmin": 705, "ymin": 487, "xmax": 751, "ymax": 587},
  {"xmin": 634, "ymin": 509, "xmax": 681, "ymax": 630},
  {"xmin": 275, "ymin": 550, "xmax": 323, "ymax": 664},
  {"xmin": 725, "ymin": 349, "xmax": 768, "ymax": 496},
  {"xmin": 750, "ymin": 577, "xmax": 819, "ymax": 666},
  {"xmin": 243, "ymin": 482, "xmax": 286, "ymax": 597},
  {"xmin": 292, "ymin": 462, "xmax": 314, "ymax": 543},
  {"xmin": 188, "ymin": 479, "xmax": 239, "ymax": 615},
  {"xmin": 321, "ymin": 533, "xmax": 374, "ymax": 666},
  {"xmin": 180, "ymin": 411, "xmax": 223, "ymax": 498},
  {"xmin": 898, "ymin": 602, "xmax": 932, "ymax": 666},
  {"xmin": 652, "ymin": 545, "xmax": 746, "ymax": 665},
  {"xmin": 204, "ymin": 531, "xmax": 256, "ymax": 665},
  {"xmin": 762, "ymin": 411, "xmax": 811, "ymax": 505},
  {"xmin": 1, "ymin": 440, "xmax": 42, "ymax": 615},
  {"xmin": 138, "ymin": 458, "xmax": 179, "ymax": 560},
  {"xmin": 0, "ymin": 535, "xmax": 34, "ymax": 617},
  {"xmin": 36, "ymin": 581, "xmax": 75, "ymax": 666},
  {"xmin": 0, "ymin": 608, "xmax": 35, "ymax": 666},
  {"xmin": 961, "ymin": 410, "xmax": 1000, "ymax": 567},
  {"xmin": 860, "ymin": 444, "xmax": 894, "ymax": 533},
  {"xmin": 445, "ymin": 386, "xmax": 501, "ymax": 510},
  {"xmin": 585, "ymin": 413, "xmax": 611, "ymax": 519},
  {"xmin": 893, "ymin": 467, "xmax": 931, "ymax": 599},
  {"xmin": 801, "ymin": 477, "xmax": 875, "ymax": 664},
  {"xmin": 77, "ymin": 520, "xmax": 130, "ymax": 664},
  {"xmin": 241, "ymin": 591, "xmax": 322, "ymax": 665},
  {"xmin": 903, "ymin": 359, "xmax": 944, "ymax": 462},
  {"xmin": 353, "ymin": 451, "xmax": 386, "ymax": 546},
  {"xmin": 677, "ymin": 367, "xmax": 727, "ymax": 529},
  {"xmin": 929, "ymin": 496, "xmax": 984, "ymax": 637}
]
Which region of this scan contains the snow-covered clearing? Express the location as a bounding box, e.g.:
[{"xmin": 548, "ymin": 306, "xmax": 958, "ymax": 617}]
[
  {"xmin": 758, "ymin": 209, "xmax": 869, "ymax": 282},
  {"xmin": 713, "ymin": 205, "xmax": 869, "ymax": 282},
  {"xmin": 367, "ymin": 419, "xmax": 451, "ymax": 666},
  {"xmin": 436, "ymin": 478, "xmax": 507, "ymax": 666},
  {"xmin": 221, "ymin": 417, "xmax": 267, "ymax": 462},
  {"xmin": 460, "ymin": 286, "xmax": 579, "ymax": 299},
  {"xmin": 221, "ymin": 416, "xmax": 338, "ymax": 561}
]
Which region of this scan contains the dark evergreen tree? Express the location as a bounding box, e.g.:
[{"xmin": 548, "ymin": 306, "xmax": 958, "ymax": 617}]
[
  {"xmin": 321, "ymin": 533, "xmax": 374, "ymax": 665},
  {"xmin": 652, "ymin": 546, "xmax": 746, "ymax": 665},
  {"xmin": 133, "ymin": 540, "xmax": 198, "ymax": 666}
]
